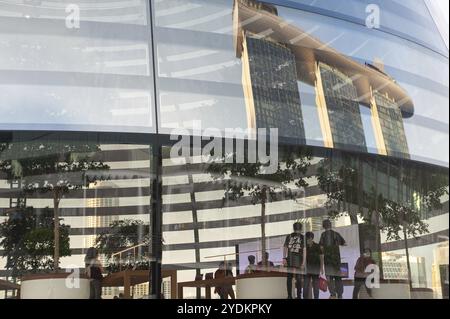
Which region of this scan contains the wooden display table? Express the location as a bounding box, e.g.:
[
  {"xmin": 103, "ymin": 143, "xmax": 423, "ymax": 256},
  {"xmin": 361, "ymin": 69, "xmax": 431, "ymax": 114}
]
[{"xmin": 102, "ymin": 269, "xmax": 177, "ymax": 299}]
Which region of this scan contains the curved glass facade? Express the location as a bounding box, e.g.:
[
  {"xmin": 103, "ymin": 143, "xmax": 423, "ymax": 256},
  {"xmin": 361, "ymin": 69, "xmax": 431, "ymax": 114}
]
[{"xmin": 0, "ymin": 0, "xmax": 448, "ymax": 300}]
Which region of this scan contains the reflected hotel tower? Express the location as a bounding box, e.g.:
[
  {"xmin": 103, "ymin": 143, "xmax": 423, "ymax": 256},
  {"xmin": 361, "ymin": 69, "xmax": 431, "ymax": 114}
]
[{"xmin": 233, "ymin": 0, "xmax": 412, "ymax": 157}]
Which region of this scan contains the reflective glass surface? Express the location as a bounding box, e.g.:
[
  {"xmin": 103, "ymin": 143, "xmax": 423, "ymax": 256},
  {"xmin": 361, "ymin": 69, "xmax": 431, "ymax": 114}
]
[
  {"xmin": 153, "ymin": 0, "xmax": 449, "ymax": 166},
  {"xmin": 0, "ymin": 135, "xmax": 153, "ymax": 299},
  {"xmin": 0, "ymin": 0, "xmax": 155, "ymax": 133}
]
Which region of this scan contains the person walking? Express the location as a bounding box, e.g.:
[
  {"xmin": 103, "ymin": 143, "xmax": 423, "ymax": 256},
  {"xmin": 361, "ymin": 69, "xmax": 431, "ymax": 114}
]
[
  {"xmin": 319, "ymin": 219, "xmax": 346, "ymax": 299},
  {"xmin": 353, "ymin": 248, "xmax": 376, "ymax": 299}
]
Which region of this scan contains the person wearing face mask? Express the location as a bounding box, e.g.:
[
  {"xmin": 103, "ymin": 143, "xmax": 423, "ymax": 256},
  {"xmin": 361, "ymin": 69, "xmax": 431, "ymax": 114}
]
[
  {"xmin": 352, "ymin": 248, "xmax": 376, "ymax": 299},
  {"xmin": 303, "ymin": 232, "xmax": 324, "ymax": 299},
  {"xmin": 283, "ymin": 222, "xmax": 305, "ymax": 299}
]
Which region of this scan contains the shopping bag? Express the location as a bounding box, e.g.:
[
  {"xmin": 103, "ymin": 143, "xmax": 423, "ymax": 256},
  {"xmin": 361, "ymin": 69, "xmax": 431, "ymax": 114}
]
[{"xmin": 319, "ymin": 275, "xmax": 328, "ymax": 292}]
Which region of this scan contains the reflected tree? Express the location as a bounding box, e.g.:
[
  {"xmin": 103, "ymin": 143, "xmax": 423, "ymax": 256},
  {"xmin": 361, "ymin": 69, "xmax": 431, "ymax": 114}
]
[
  {"xmin": 0, "ymin": 141, "xmax": 109, "ymax": 271},
  {"xmin": 317, "ymin": 154, "xmax": 360, "ymax": 224},
  {"xmin": 207, "ymin": 148, "xmax": 311, "ymax": 266},
  {"xmin": 95, "ymin": 219, "xmax": 150, "ymax": 272},
  {"xmin": 317, "ymin": 154, "xmax": 449, "ymax": 288},
  {"xmin": 0, "ymin": 207, "xmax": 71, "ymax": 276}
]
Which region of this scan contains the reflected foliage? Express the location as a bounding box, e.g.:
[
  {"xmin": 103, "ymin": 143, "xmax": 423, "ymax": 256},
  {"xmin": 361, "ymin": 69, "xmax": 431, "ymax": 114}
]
[
  {"xmin": 0, "ymin": 207, "xmax": 70, "ymax": 277},
  {"xmin": 207, "ymin": 147, "xmax": 312, "ymax": 263},
  {"xmin": 95, "ymin": 219, "xmax": 150, "ymax": 271},
  {"xmin": 0, "ymin": 141, "xmax": 110, "ymax": 270}
]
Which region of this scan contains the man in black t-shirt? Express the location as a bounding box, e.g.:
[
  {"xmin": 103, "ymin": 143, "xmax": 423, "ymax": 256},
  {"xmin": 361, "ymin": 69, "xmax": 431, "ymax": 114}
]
[
  {"xmin": 283, "ymin": 222, "xmax": 305, "ymax": 299},
  {"xmin": 303, "ymin": 232, "xmax": 323, "ymax": 299},
  {"xmin": 319, "ymin": 219, "xmax": 346, "ymax": 299}
]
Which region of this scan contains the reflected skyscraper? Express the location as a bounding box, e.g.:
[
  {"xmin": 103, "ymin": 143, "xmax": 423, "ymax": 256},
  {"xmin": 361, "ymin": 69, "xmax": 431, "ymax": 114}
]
[
  {"xmin": 241, "ymin": 33, "xmax": 306, "ymax": 140},
  {"xmin": 371, "ymin": 90, "xmax": 410, "ymax": 158},
  {"xmin": 315, "ymin": 62, "xmax": 367, "ymax": 152},
  {"xmin": 233, "ymin": 0, "xmax": 411, "ymax": 157}
]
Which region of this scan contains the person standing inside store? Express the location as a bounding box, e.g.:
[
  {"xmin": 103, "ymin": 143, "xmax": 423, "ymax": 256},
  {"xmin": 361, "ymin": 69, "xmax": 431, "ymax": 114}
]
[
  {"xmin": 245, "ymin": 255, "xmax": 257, "ymax": 274},
  {"xmin": 283, "ymin": 222, "xmax": 305, "ymax": 299},
  {"xmin": 353, "ymin": 248, "xmax": 376, "ymax": 299},
  {"xmin": 303, "ymin": 232, "xmax": 323, "ymax": 299},
  {"xmin": 84, "ymin": 247, "xmax": 104, "ymax": 299},
  {"xmin": 257, "ymin": 251, "xmax": 275, "ymax": 271},
  {"xmin": 214, "ymin": 261, "xmax": 235, "ymax": 299},
  {"xmin": 319, "ymin": 219, "xmax": 346, "ymax": 299}
]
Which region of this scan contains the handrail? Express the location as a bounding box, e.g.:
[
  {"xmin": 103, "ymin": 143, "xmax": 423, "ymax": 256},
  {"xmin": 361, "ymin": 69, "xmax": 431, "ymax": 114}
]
[{"xmin": 110, "ymin": 243, "xmax": 148, "ymax": 272}]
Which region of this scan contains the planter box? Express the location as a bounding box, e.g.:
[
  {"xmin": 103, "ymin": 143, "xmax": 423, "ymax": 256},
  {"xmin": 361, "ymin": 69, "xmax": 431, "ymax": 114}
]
[
  {"xmin": 21, "ymin": 273, "xmax": 90, "ymax": 299},
  {"xmin": 359, "ymin": 279, "xmax": 411, "ymax": 299},
  {"xmin": 236, "ymin": 272, "xmax": 287, "ymax": 299}
]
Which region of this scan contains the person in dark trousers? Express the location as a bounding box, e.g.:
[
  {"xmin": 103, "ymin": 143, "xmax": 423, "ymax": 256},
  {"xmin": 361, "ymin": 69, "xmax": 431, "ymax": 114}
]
[
  {"xmin": 319, "ymin": 219, "xmax": 346, "ymax": 299},
  {"xmin": 353, "ymin": 248, "xmax": 376, "ymax": 299},
  {"xmin": 84, "ymin": 247, "xmax": 104, "ymax": 299},
  {"xmin": 283, "ymin": 222, "xmax": 305, "ymax": 299},
  {"xmin": 214, "ymin": 261, "xmax": 235, "ymax": 299},
  {"xmin": 303, "ymin": 232, "xmax": 324, "ymax": 299}
]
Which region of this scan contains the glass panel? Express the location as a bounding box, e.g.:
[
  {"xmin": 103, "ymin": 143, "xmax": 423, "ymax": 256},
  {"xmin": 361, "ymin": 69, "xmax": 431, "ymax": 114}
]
[
  {"xmin": 153, "ymin": 0, "xmax": 449, "ymax": 166},
  {"xmin": 0, "ymin": 137, "xmax": 152, "ymax": 299},
  {"xmin": 160, "ymin": 141, "xmax": 448, "ymax": 299},
  {"xmin": 0, "ymin": 0, "xmax": 155, "ymax": 133},
  {"xmin": 274, "ymin": 0, "xmax": 448, "ymax": 53}
]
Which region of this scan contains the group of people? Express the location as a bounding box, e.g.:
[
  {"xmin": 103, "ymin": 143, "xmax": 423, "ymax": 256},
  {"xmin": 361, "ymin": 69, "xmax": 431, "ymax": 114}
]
[
  {"xmin": 85, "ymin": 219, "xmax": 376, "ymax": 300},
  {"xmin": 284, "ymin": 219, "xmax": 376, "ymax": 299},
  {"xmin": 235, "ymin": 219, "xmax": 376, "ymax": 299},
  {"xmin": 283, "ymin": 219, "xmax": 349, "ymax": 299}
]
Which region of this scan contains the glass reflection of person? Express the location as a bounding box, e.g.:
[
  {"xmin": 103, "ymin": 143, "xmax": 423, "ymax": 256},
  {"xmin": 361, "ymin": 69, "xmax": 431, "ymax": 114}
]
[
  {"xmin": 319, "ymin": 219, "xmax": 346, "ymax": 299},
  {"xmin": 303, "ymin": 232, "xmax": 323, "ymax": 299},
  {"xmin": 353, "ymin": 248, "xmax": 376, "ymax": 299},
  {"xmin": 214, "ymin": 261, "xmax": 235, "ymax": 299},
  {"xmin": 84, "ymin": 247, "xmax": 104, "ymax": 299},
  {"xmin": 245, "ymin": 255, "xmax": 257, "ymax": 274},
  {"xmin": 283, "ymin": 222, "xmax": 305, "ymax": 299},
  {"xmin": 257, "ymin": 252, "xmax": 275, "ymax": 271}
]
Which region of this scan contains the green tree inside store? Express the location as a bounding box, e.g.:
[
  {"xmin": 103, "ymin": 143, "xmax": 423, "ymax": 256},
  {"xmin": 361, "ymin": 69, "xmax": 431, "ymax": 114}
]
[
  {"xmin": 207, "ymin": 147, "xmax": 312, "ymax": 266},
  {"xmin": 0, "ymin": 141, "xmax": 109, "ymax": 272}
]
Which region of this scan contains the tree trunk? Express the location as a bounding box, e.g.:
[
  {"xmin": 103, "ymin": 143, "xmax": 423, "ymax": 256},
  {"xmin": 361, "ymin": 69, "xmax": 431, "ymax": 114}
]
[
  {"xmin": 53, "ymin": 190, "xmax": 60, "ymax": 272},
  {"xmin": 403, "ymin": 227, "xmax": 413, "ymax": 291},
  {"xmin": 261, "ymin": 187, "xmax": 267, "ymax": 266}
]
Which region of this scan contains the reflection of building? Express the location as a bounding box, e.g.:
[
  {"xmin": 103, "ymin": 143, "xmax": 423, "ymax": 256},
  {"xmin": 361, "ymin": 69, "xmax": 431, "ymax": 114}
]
[
  {"xmin": 233, "ymin": 0, "xmax": 412, "ymax": 156},
  {"xmin": 432, "ymin": 243, "xmax": 449, "ymax": 298},
  {"xmin": 162, "ymin": 279, "xmax": 172, "ymax": 299},
  {"xmin": 315, "ymin": 62, "xmax": 366, "ymax": 152},
  {"xmin": 85, "ymin": 185, "xmax": 120, "ymax": 299},
  {"xmin": 241, "ymin": 33, "xmax": 306, "ymax": 140},
  {"xmin": 133, "ymin": 283, "xmax": 149, "ymax": 299},
  {"xmin": 371, "ymin": 90, "xmax": 410, "ymax": 158},
  {"xmin": 383, "ymin": 252, "xmax": 427, "ymax": 288}
]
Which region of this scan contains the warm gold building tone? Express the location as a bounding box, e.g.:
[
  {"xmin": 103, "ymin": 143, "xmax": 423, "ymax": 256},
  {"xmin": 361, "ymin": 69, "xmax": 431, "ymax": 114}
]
[{"xmin": 233, "ymin": 0, "xmax": 412, "ymax": 156}]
